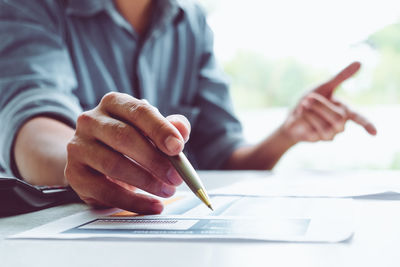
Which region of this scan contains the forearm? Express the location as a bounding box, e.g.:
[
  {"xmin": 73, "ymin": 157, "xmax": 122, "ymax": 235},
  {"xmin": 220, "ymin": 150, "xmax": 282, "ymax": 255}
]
[
  {"xmin": 13, "ymin": 117, "xmax": 74, "ymax": 186},
  {"xmin": 223, "ymin": 126, "xmax": 297, "ymax": 170}
]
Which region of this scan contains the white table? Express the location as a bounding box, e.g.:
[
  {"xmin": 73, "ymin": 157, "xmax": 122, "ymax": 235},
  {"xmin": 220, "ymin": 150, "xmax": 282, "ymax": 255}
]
[{"xmin": 1, "ymin": 170, "xmax": 400, "ymax": 267}]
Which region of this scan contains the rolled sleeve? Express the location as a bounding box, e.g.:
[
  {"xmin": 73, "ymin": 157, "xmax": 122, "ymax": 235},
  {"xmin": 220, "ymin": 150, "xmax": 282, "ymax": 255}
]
[
  {"xmin": 188, "ymin": 10, "xmax": 247, "ymax": 170},
  {"xmin": 0, "ymin": 1, "xmax": 82, "ymax": 174}
]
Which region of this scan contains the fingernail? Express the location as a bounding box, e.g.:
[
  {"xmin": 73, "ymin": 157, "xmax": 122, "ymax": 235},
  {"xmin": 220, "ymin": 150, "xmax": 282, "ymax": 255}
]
[
  {"xmin": 183, "ymin": 134, "xmax": 189, "ymax": 143},
  {"xmin": 167, "ymin": 168, "xmax": 182, "ymax": 185},
  {"xmin": 162, "ymin": 185, "xmax": 175, "ymax": 197},
  {"xmin": 164, "ymin": 136, "xmax": 183, "ymax": 154}
]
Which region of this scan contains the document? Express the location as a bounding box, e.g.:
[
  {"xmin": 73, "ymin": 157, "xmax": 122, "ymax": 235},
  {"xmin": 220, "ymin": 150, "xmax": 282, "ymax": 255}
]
[
  {"xmin": 210, "ymin": 170, "xmax": 400, "ymax": 198},
  {"xmin": 10, "ymin": 194, "xmax": 354, "ymax": 243}
]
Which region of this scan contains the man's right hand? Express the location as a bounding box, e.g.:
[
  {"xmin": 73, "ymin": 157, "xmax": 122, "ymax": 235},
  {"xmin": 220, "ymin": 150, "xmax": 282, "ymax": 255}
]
[{"xmin": 65, "ymin": 92, "xmax": 190, "ymax": 214}]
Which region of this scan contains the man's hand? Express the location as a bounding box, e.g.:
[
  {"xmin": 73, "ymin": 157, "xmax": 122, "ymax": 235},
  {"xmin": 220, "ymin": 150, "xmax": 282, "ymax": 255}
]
[
  {"xmin": 281, "ymin": 62, "xmax": 377, "ymax": 144},
  {"xmin": 223, "ymin": 62, "xmax": 377, "ymax": 171},
  {"xmin": 65, "ymin": 92, "xmax": 190, "ymax": 214}
]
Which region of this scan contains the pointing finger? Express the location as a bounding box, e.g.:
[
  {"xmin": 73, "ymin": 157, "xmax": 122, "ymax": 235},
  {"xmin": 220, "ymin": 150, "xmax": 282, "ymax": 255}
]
[
  {"xmin": 315, "ymin": 62, "xmax": 361, "ymax": 99},
  {"xmin": 348, "ymin": 109, "xmax": 377, "ymax": 136},
  {"xmin": 329, "ymin": 61, "xmax": 361, "ymax": 89},
  {"xmin": 99, "ymin": 92, "xmax": 185, "ymax": 156}
]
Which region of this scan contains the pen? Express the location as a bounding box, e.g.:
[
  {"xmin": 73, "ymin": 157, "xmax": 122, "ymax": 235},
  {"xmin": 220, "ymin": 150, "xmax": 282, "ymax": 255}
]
[{"xmin": 168, "ymin": 152, "xmax": 213, "ymax": 210}]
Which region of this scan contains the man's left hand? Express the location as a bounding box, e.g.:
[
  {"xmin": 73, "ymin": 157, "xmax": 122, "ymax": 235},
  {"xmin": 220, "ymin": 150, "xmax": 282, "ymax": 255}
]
[{"xmin": 280, "ymin": 61, "xmax": 377, "ymax": 144}]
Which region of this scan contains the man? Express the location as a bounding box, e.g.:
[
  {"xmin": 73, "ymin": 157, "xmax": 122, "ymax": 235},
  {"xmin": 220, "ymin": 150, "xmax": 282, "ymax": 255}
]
[{"xmin": 0, "ymin": 0, "xmax": 376, "ymax": 214}]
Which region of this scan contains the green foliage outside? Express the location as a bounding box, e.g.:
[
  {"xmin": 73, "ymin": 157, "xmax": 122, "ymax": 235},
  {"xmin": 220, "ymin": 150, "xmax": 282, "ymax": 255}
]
[
  {"xmin": 223, "ymin": 23, "xmax": 400, "ymax": 110},
  {"xmin": 363, "ymin": 23, "xmax": 400, "ymax": 104},
  {"xmin": 390, "ymin": 152, "xmax": 400, "ymax": 169},
  {"xmin": 224, "ymin": 52, "xmax": 328, "ymax": 109}
]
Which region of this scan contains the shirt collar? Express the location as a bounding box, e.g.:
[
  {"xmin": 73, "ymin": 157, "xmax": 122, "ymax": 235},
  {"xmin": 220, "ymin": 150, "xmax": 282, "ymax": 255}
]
[
  {"xmin": 66, "ymin": 0, "xmax": 111, "ymax": 16},
  {"xmin": 148, "ymin": 0, "xmax": 184, "ymax": 40},
  {"xmin": 66, "ymin": 0, "xmax": 184, "ymax": 38},
  {"xmin": 66, "ymin": 0, "xmax": 183, "ymax": 20}
]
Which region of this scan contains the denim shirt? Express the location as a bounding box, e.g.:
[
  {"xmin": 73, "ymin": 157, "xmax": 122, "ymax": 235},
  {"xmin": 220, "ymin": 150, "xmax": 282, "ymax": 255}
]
[{"xmin": 0, "ymin": 0, "xmax": 245, "ymax": 175}]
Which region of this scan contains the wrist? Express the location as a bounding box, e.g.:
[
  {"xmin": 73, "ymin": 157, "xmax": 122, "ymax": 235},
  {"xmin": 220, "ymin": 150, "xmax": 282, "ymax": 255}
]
[{"xmin": 276, "ymin": 124, "xmax": 298, "ymax": 149}]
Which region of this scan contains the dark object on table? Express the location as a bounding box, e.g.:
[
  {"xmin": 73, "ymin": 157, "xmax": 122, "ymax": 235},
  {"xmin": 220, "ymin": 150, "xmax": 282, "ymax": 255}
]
[{"xmin": 0, "ymin": 176, "xmax": 81, "ymax": 217}]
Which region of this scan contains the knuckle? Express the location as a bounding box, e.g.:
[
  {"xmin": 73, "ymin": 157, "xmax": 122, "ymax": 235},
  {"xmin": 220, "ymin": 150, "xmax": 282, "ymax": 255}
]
[
  {"xmin": 76, "ymin": 111, "xmax": 95, "ymax": 132},
  {"xmin": 324, "ymin": 130, "xmax": 335, "ymax": 141},
  {"xmin": 319, "ymin": 129, "xmax": 330, "ymax": 140},
  {"xmin": 101, "ymin": 92, "xmax": 120, "ymax": 106},
  {"xmin": 334, "ymin": 114, "xmax": 345, "ymax": 124},
  {"xmin": 77, "ymin": 111, "xmax": 91, "ymax": 124},
  {"xmin": 307, "ymin": 93, "xmax": 319, "ymax": 102},
  {"xmin": 128, "ymin": 101, "xmax": 153, "ymax": 122},
  {"xmin": 300, "ymin": 102, "xmax": 308, "ymax": 110},
  {"xmin": 65, "ymin": 140, "xmax": 84, "ymax": 181},
  {"xmin": 334, "ymin": 122, "xmax": 345, "ymax": 133},
  {"xmin": 306, "ymin": 96, "xmax": 315, "ymax": 104},
  {"xmin": 64, "ymin": 163, "xmax": 74, "ymax": 180},
  {"xmin": 332, "ymin": 115, "xmax": 345, "ymax": 131},
  {"xmin": 333, "ymin": 105, "xmax": 347, "ymax": 118},
  {"xmin": 112, "ymin": 123, "xmax": 131, "ymax": 147},
  {"xmin": 66, "ymin": 138, "xmax": 81, "ymax": 157},
  {"xmin": 300, "ymin": 98, "xmax": 309, "ymax": 106},
  {"xmin": 338, "ymin": 110, "xmax": 347, "ymax": 120},
  {"xmin": 128, "ymin": 101, "xmax": 172, "ymax": 142},
  {"xmin": 64, "ymin": 162, "xmax": 81, "ymax": 187},
  {"xmin": 306, "ymin": 133, "xmax": 318, "ymax": 142}
]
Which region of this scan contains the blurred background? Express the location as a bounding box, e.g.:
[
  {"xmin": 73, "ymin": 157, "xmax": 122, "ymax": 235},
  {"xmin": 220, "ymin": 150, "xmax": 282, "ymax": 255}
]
[{"xmin": 200, "ymin": 0, "xmax": 400, "ymax": 171}]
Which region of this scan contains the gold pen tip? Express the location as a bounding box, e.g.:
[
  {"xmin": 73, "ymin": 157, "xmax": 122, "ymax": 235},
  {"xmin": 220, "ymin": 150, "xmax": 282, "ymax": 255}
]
[{"xmin": 208, "ymin": 205, "xmax": 214, "ymax": 211}]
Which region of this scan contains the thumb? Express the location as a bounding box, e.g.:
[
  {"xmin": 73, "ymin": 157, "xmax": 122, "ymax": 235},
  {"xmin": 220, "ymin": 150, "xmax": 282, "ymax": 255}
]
[
  {"xmin": 166, "ymin": 114, "xmax": 191, "ymax": 143},
  {"xmin": 314, "ymin": 61, "xmax": 361, "ymax": 99}
]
